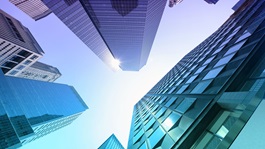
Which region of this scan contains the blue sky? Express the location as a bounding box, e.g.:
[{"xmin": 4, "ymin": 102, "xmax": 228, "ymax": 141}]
[{"xmin": 0, "ymin": 0, "xmax": 238, "ymax": 148}]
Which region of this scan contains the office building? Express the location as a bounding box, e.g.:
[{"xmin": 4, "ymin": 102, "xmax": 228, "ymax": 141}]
[
  {"xmin": 98, "ymin": 134, "xmax": 124, "ymax": 149},
  {"xmin": 11, "ymin": 0, "xmax": 167, "ymax": 71},
  {"xmin": 0, "ymin": 69, "xmax": 88, "ymax": 149},
  {"xmin": 0, "ymin": 9, "xmax": 44, "ymax": 76},
  {"xmin": 9, "ymin": 0, "xmax": 52, "ymax": 21},
  {"xmin": 17, "ymin": 61, "xmax": 61, "ymax": 82},
  {"xmin": 204, "ymin": 0, "xmax": 219, "ymax": 4},
  {"xmin": 128, "ymin": 0, "xmax": 265, "ymax": 148}
]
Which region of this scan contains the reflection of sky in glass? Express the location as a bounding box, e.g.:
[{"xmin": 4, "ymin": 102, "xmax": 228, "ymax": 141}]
[
  {"xmin": 148, "ymin": 126, "xmax": 165, "ymax": 148},
  {"xmin": 216, "ymin": 125, "xmax": 229, "ymax": 139},
  {"xmin": 0, "ymin": 0, "xmax": 240, "ymax": 148},
  {"xmin": 203, "ymin": 66, "xmax": 224, "ymax": 80},
  {"xmin": 162, "ymin": 112, "xmax": 181, "ymax": 131},
  {"xmin": 214, "ymin": 54, "xmax": 235, "ymax": 68}
]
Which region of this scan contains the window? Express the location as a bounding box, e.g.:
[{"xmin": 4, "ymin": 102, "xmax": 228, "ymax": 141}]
[
  {"xmin": 148, "ymin": 126, "xmax": 165, "ymax": 148},
  {"xmin": 9, "ymin": 70, "xmax": 18, "ymax": 75},
  {"xmin": 23, "ymin": 60, "xmax": 31, "ymax": 65},
  {"xmin": 176, "ymin": 98, "xmax": 196, "ymax": 113},
  {"xmin": 165, "ymin": 97, "xmax": 177, "ymax": 107},
  {"xmin": 224, "ymin": 39, "xmax": 246, "ymax": 56},
  {"xmin": 214, "ymin": 54, "xmax": 235, "ymax": 68},
  {"xmin": 176, "ymin": 84, "xmax": 189, "ymax": 94},
  {"xmin": 162, "ymin": 112, "xmax": 181, "ymax": 131},
  {"xmin": 16, "ymin": 65, "xmax": 25, "ymax": 70},
  {"xmin": 203, "ymin": 66, "xmax": 224, "ymax": 80},
  {"xmin": 30, "ymin": 55, "xmax": 38, "ymax": 60},
  {"xmin": 186, "ymin": 75, "xmax": 198, "ymax": 84},
  {"xmin": 195, "ymin": 65, "xmax": 207, "ymax": 74},
  {"xmin": 191, "ymin": 80, "xmax": 213, "ymax": 94},
  {"xmin": 203, "ymin": 56, "xmax": 215, "ymax": 65}
]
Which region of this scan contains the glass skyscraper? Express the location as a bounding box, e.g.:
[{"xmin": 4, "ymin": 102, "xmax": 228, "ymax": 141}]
[
  {"xmin": 0, "ymin": 69, "xmax": 88, "ymax": 149},
  {"xmin": 128, "ymin": 0, "xmax": 265, "ymax": 148},
  {"xmin": 10, "ymin": 0, "xmax": 167, "ymax": 71},
  {"xmin": 98, "ymin": 134, "xmax": 124, "ymax": 149}
]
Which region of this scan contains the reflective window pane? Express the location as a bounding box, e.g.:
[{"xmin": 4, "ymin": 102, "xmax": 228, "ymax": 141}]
[
  {"xmin": 214, "ymin": 54, "xmax": 235, "ymax": 68},
  {"xmin": 162, "ymin": 112, "xmax": 181, "ymax": 131},
  {"xmin": 191, "ymin": 80, "xmax": 213, "ymax": 93},
  {"xmin": 148, "ymin": 126, "xmax": 165, "ymax": 148},
  {"xmin": 176, "ymin": 84, "xmax": 189, "ymax": 94},
  {"xmin": 195, "ymin": 66, "xmax": 207, "ymax": 74},
  {"xmin": 186, "ymin": 75, "xmax": 198, "ymax": 84},
  {"xmin": 224, "ymin": 39, "xmax": 246, "ymax": 56},
  {"xmin": 203, "ymin": 66, "xmax": 224, "ymax": 80},
  {"xmin": 176, "ymin": 98, "xmax": 196, "ymax": 113}
]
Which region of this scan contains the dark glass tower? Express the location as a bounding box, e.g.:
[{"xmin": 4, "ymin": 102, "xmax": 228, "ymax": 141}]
[
  {"xmin": 128, "ymin": 0, "xmax": 265, "ymax": 148},
  {"xmin": 204, "ymin": 0, "xmax": 219, "ymax": 4},
  {"xmin": 0, "ymin": 70, "xmax": 88, "ymax": 148},
  {"xmin": 35, "ymin": 0, "xmax": 167, "ymax": 71},
  {"xmin": 98, "ymin": 134, "xmax": 124, "ymax": 149}
]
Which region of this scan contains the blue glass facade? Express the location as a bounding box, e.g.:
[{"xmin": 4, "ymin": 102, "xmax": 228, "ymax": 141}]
[
  {"xmin": 42, "ymin": 0, "xmax": 167, "ymax": 71},
  {"xmin": 128, "ymin": 0, "xmax": 265, "ymax": 148},
  {"xmin": 0, "ymin": 70, "xmax": 88, "ymax": 148},
  {"xmin": 98, "ymin": 134, "xmax": 124, "ymax": 149}
]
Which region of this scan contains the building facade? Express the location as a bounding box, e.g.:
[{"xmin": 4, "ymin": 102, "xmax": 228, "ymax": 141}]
[
  {"xmin": 9, "ymin": 0, "xmax": 52, "ymax": 21},
  {"xmin": 98, "ymin": 134, "xmax": 124, "ymax": 149},
  {"xmin": 0, "ymin": 9, "xmax": 44, "ymax": 76},
  {"xmin": 128, "ymin": 0, "xmax": 265, "ymax": 148},
  {"xmin": 12, "ymin": 0, "xmax": 167, "ymax": 71},
  {"xmin": 0, "ymin": 69, "xmax": 88, "ymax": 149},
  {"xmin": 17, "ymin": 61, "xmax": 61, "ymax": 82}
]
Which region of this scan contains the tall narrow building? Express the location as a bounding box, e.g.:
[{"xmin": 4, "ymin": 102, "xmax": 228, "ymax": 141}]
[
  {"xmin": 0, "ymin": 9, "xmax": 43, "ymax": 76},
  {"xmin": 0, "ymin": 69, "xmax": 88, "ymax": 149},
  {"xmin": 128, "ymin": 0, "xmax": 265, "ymax": 148},
  {"xmin": 10, "ymin": 0, "xmax": 167, "ymax": 71},
  {"xmin": 98, "ymin": 134, "xmax": 124, "ymax": 149}
]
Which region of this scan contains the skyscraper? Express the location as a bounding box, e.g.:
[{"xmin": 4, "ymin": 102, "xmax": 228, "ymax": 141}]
[
  {"xmin": 0, "ymin": 9, "xmax": 43, "ymax": 76},
  {"xmin": 17, "ymin": 61, "xmax": 61, "ymax": 82},
  {"xmin": 10, "ymin": 0, "xmax": 167, "ymax": 71},
  {"xmin": 0, "ymin": 69, "xmax": 88, "ymax": 149},
  {"xmin": 9, "ymin": 0, "xmax": 52, "ymax": 20},
  {"xmin": 128, "ymin": 0, "xmax": 265, "ymax": 148},
  {"xmin": 204, "ymin": 0, "xmax": 219, "ymax": 4},
  {"xmin": 98, "ymin": 134, "xmax": 124, "ymax": 149}
]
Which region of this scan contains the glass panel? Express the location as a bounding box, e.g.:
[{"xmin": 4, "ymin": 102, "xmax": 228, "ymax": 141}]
[
  {"xmin": 203, "ymin": 66, "xmax": 224, "ymax": 80},
  {"xmin": 139, "ymin": 142, "xmax": 147, "ymax": 149},
  {"xmin": 167, "ymin": 86, "xmax": 176, "ymax": 94},
  {"xmin": 155, "ymin": 107, "xmax": 166, "ymax": 118},
  {"xmin": 191, "ymin": 80, "xmax": 212, "ymax": 93},
  {"xmin": 195, "ymin": 66, "xmax": 207, "ymax": 74},
  {"xmin": 162, "ymin": 112, "xmax": 181, "ymax": 131},
  {"xmin": 176, "ymin": 84, "xmax": 189, "ymax": 94},
  {"xmin": 203, "ymin": 56, "xmax": 215, "ymax": 65},
  {"xmin": 165, "ymin": 97, "xmax": 177, "ymax": 107},
  {"xmin": 214, "ymin": 53, "xmax": 235, "ymax": 68},
  {"xmin": 236, "ymin": 32, "xmax": 251, "ymax": 43},
  {"xmin": 224, "ymin": 39, "xmax": 246, "ymax": 56},
  {"xmin": 145, "ymin": 117, "xmax": 155, "ymax": 130},
  {"xmin": 176, "ymin": 98, "xmax": 196, "ymax": 113},
  {"xmin": 133, "ymin": 128, "xmax": 144, "ymax": 144},
  {"xmin": 148, "ymin": 126, "xmax": 165, "ymax": 148},
  {"xmin": 186, "ymin": 75, "xmax": 198, "ymax": 84}
]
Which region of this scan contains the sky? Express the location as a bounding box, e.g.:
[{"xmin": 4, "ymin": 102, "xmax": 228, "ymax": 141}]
[{"xmin": 0, "ymin": 0, "xmax": 239, "ymax": 148}]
